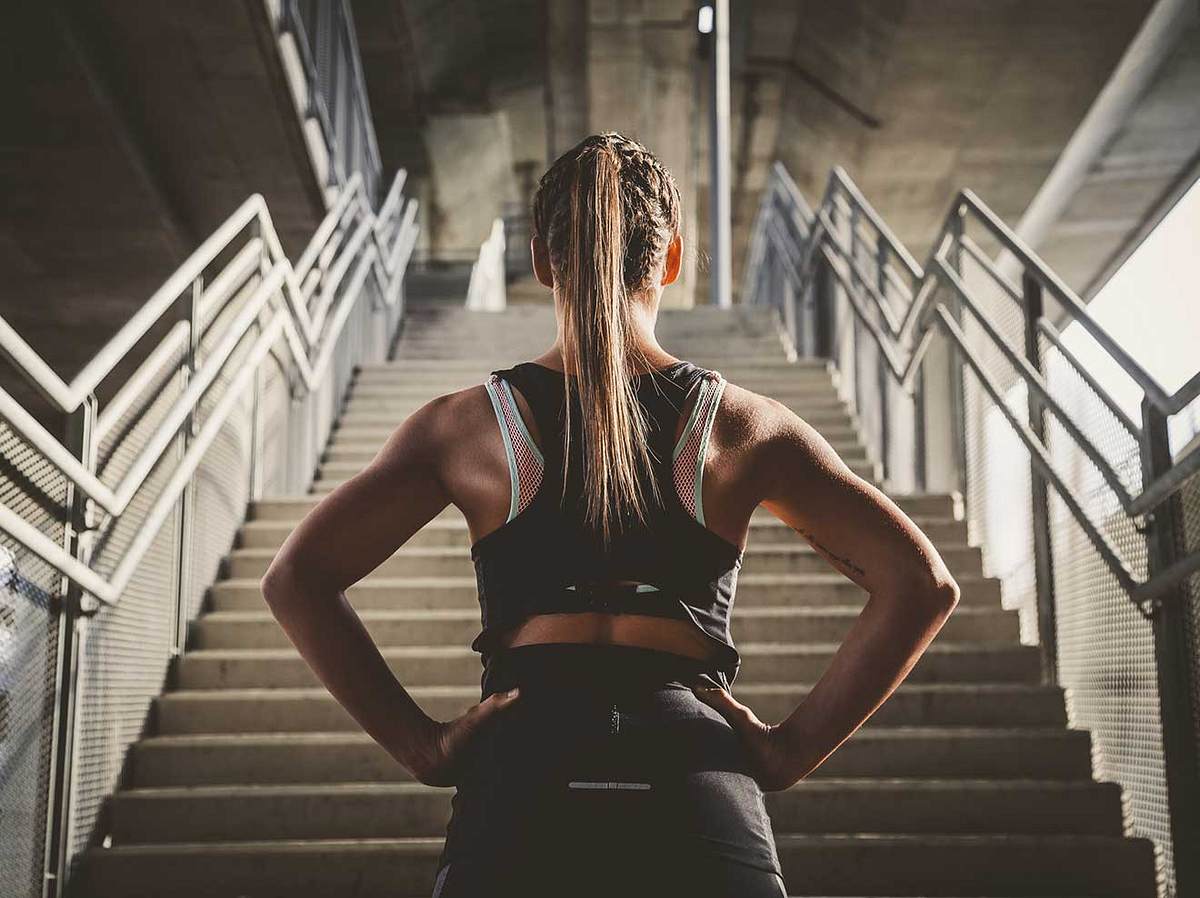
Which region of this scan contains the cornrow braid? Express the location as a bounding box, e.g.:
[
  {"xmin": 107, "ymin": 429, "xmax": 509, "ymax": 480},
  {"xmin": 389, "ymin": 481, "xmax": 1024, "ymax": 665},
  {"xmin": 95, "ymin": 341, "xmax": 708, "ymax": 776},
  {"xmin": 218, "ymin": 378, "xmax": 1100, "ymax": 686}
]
[{"xmin": 534, "ymin": 133, "xmax": 681, "ymax": 296}]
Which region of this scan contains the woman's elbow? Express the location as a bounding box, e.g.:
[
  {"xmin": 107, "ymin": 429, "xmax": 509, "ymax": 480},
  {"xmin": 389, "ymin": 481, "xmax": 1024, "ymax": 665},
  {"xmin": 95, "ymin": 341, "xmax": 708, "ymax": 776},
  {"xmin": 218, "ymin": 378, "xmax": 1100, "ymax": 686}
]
[
  {"xmin": 920, "ymin": 567, "xmax": 961, "ymax": 617},
  {"xmin": 260, "ymin": 555, "xmax": 299, "ymax": 611},
  {"xmin": 930, "ymin": 573, "xmax": 961, "ymax": 614},
  {"xmin": 891, "ymin": 563, "xmax": 960, "ymax": 619}
]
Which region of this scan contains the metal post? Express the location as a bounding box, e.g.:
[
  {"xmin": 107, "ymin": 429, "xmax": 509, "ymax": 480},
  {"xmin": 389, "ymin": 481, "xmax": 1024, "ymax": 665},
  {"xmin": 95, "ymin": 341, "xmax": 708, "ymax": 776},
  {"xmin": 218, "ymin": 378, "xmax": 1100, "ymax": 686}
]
[
  {"xmin": 848, "ymin": 205, "xmax": 864, "ymax": 433},
  {"xmin": 915, "ymin": 361, "xmax": 927, "ymax": 492},
  {"xmin": 1140, "ymin": 401, "xmax": 1200, "ymax": 897},
  {"xmin": 876, "ymin": 235, "xmax": 891, "ymax": 484},
  {"xmin": 708, "ymin": 0, "xmax": 732, "ymax": 308},
  {"xmin": 1021, "ymin": 272, "xmax": 1058, "ymax": 685},
  {"xmin": 249, "ymin": 364, "xmax": 264, "ymax": 502},
  {"xmin": 824, "ymin": 197, "xmax": 842, "ymax": 383},
  {"xmin": 42, "ymin": 396, "xmax": 96, "ymax": 898},
  {"xmin": 171, "ymin": 278, "xmax": 201, "ymax": 656},
  {"xmin": 945, "ymin": 205, "xmax": 970, "ymax": 512}
]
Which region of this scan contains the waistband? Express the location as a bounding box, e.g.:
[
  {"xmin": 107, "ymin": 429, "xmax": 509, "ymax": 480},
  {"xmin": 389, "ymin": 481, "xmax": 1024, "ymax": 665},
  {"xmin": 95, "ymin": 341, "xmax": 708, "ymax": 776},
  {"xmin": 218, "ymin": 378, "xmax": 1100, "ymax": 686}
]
[{"xmin": 481, "ymin": 642, "xmax": 718, "ymax": 701}]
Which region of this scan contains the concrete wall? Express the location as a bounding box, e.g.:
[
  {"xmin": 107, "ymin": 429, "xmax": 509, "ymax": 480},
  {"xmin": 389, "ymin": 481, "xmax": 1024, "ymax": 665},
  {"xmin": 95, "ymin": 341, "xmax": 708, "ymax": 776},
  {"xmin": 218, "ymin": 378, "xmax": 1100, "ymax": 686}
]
[{"xmin": 422, "ymin": 113, "xmax": 520, "ymax": 256}]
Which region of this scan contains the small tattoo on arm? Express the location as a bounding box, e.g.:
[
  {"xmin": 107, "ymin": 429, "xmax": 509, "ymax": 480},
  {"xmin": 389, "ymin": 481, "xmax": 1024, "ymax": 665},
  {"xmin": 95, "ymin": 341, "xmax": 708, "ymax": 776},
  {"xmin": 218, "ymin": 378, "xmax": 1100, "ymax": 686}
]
[{"xmin": 797, "ymin": 528, "xmax": 866, "ymax": 578}]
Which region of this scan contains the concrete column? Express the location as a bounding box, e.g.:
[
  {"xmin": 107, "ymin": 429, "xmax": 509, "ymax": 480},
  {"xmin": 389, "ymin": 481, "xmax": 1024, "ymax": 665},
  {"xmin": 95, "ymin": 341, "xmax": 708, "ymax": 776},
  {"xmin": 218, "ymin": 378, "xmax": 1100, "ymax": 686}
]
[
  {"xmin": 708, "ymin": 0, "xmax": 732, "ymax": 308},
  {"xmin": 424, "ymin": 113, "xmax": 518, "ymax": 259},
  {"xmin": 545, "ymin": 0, "xmax": 589, "ymax": 160},
  {"xmin": 587, "ymin": 0, "xmax": 700, "ymax": 307}
]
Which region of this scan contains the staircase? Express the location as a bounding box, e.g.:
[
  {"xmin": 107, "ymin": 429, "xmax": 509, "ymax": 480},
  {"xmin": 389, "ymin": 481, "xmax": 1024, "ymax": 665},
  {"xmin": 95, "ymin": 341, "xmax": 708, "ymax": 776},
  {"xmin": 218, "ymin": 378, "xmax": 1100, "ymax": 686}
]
[{"xmin": 78, "ymin": 300, "xmax": 1158, "ymax": 897}]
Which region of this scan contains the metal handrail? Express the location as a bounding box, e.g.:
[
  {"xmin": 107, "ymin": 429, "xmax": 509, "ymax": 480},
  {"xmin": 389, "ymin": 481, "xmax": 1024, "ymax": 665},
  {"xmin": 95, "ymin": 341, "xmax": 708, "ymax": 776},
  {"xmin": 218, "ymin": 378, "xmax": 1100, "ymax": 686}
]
[
  {"xmin": 270, "ymin": 0, "xmax": 383, "ymax": 204},
  {"xmin": 0, "ymin": 170, "xmax": 419, "ymax": 607},
  {"xmin": 744, "ymin": 161, "xmax": 1200, "ymax": 611}
]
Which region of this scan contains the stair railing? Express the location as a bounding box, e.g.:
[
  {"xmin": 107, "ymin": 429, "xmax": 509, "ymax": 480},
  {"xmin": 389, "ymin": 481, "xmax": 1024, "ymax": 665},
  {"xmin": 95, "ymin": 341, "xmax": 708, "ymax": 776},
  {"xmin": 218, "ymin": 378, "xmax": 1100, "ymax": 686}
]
[
  {"xmin": 0, "ymin": 172, "xmax": 417, "ymax": 607},
  {"xmin": 0, "ymin": 168, "xmax": 417, "ymax": 895},
  {"xmin": 743, "ymin": 160, "xmax": 1200, "ymax": 895},
  {"xmin": 268, "ymin": 0, "xmax": 384, "ymax": 206},
  {"xmin": 465, "ymin": 218, "xmax": 508, "ymax": 311}
]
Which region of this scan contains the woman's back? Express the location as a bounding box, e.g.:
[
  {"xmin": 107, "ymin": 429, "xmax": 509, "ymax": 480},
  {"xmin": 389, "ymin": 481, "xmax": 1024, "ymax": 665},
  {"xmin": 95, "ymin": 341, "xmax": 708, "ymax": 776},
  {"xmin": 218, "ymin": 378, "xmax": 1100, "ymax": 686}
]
[
  {"xmin": 260, "ymin": 131, "xmax": 959, "ymax": 898},
  {"xmin": 467, "ymin": 358, "xmax": 747, "ymax": 694}
]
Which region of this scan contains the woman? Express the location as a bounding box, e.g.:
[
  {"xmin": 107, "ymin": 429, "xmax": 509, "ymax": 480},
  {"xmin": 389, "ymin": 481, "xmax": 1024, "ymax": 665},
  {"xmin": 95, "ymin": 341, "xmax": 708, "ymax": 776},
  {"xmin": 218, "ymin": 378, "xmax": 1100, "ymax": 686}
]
[{"xmin": 260, "ymin": 132, "xmax": 960, "ymax": 897}]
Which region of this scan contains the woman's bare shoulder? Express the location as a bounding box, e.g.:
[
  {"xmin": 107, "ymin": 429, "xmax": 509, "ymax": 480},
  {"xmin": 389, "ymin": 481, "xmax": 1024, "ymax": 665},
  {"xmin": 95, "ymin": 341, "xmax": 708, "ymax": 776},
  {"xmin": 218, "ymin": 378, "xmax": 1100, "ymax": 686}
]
[
  {"xmin": 713, "ymin": 379, "xmax": 815, "ymax": 451},
  {"xmin": 377, "ymin": 381, "xmax": 496, "ymax": 466},
  {"xmin": 712, "ymin": 378, "xmax": 845, "ymax": 499}
]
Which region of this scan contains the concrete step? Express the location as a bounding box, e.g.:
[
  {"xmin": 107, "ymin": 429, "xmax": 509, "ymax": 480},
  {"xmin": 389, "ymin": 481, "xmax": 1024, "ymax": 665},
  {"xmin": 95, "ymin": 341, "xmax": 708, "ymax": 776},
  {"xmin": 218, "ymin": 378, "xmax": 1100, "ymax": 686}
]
[
  {"xmin": 319, "ymin": 437, "xmax": 868, "ymax": 465},
  {"xmin": 340, "ymin": 377, "xmax": 845, "ymax": 400},
  {"xmin": 748, "ymin": 515, "xmax": 969, "ymax": 545},
  {"xmin": 154, "ymin": 683, "xmax": 1068, "ymax": 735},
  {"xmin": 76, "ymin": 832, "xmax": 1158, "ymax": 898},
  {"xmin": 391, "ymin": 342, "xmax": 792, "ymax": 361},
  {"xmin": 346, "ymin": 371, "xmax": 843, "ymax": 394},
  {"xmin": 210, "ymin": 573, "xmax": 1002, "ymax": 613},
  {"xmin": 248, "ymin": 494, "xmax": 960, "ymax": 523},
  {"xmin": 235, "ymin": 514, "xmax": 968, "ymax": 551},
  {"xmin": 221, "ymin": 543, "xmax": 984, "ymax": 581},
  {"xmin": 247, "ymin": 493, "xmax": 959, "ymax": 523},
  {"xmin": 358, "ymin": 357, "xmax": 832, "ymax": 375},
  {"xmin": 343, "ymin": 367, "xmax": 842, "ymax": 391},
  {"xmin": 192, "ymin": 604, "xmax": 1015, "ymax": 651},
  {"xmin": 347, "ymin": 375, "xmax": 842, "ymax": 397},
  {"xmin": 107, "ymin": 778, "xmax": 1124, "ymax": 844},
  {"xmin": 338, "ymin": 393, "xmax": 852, "ymax": 418},
  {"xmin": 309, "ymin": 461, "xmax": 883, "ymax": 492},
  {"xmin": 175, "ymin": 642, "xmax": 1040, "ymax": 690},
  {"xmin": 333, "ymin": 407, "xmax": 859, "ymax": 436},
  {"xmin": 130, "ymin": 727, "xmax": 1094, "ymax": 788},
  {"xmin": 324, "ymin": 422, "xmax": 864, "ymax": 452}
]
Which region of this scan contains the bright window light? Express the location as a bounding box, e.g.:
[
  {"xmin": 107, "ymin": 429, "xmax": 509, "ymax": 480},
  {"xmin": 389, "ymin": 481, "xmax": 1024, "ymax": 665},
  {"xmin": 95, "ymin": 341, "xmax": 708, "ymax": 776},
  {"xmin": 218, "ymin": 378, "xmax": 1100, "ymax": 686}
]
[
  {"xmin": 698, "ymin": 5, "xmax": 714, "ymax": 34},
  {"xmin": 1058, "ymin": 176, "xmax": 1200, "ymax": 455}
]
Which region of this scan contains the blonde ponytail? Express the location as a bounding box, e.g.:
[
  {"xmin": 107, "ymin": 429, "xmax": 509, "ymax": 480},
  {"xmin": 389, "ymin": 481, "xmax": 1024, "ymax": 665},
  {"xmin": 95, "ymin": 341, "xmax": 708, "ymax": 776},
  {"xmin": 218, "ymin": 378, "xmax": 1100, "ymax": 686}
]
[{"xmin": 532, "ymin": 133, "xmax": 682, "ymax": 547}]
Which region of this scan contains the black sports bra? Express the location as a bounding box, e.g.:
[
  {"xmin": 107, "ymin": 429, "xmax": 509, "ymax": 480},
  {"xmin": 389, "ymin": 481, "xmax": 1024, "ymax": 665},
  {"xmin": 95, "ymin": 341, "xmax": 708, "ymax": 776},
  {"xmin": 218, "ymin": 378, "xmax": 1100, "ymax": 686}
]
[{"xmin": 469, "ymin": 360, "xmax": 744, "ymax": 695}]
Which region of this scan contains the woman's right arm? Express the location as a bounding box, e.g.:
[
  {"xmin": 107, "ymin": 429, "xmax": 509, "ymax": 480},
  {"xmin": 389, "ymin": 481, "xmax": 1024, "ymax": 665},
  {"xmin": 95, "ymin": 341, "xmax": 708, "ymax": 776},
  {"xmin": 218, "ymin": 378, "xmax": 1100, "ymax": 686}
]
[{"xmin": 692, "ymin": 394, "xmax": 960, "ymax": 790}]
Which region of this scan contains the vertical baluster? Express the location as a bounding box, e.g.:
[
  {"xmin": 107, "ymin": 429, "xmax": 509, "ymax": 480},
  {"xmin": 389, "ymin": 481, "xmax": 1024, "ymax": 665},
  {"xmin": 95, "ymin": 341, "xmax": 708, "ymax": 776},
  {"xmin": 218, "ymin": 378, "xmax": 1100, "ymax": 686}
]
[
  {"xmin": 171, "ymin": 275, "xmax": 202, "ymax": 656},
  {"xmin": 1140, "ymin": 402, "xmax": 1200, "ymax": 895},
  {"xmin": 876, "ymin": 233, "xmax": 891, "ymax": 485},
  {"xmin": 945, "ymin": 204, "xmax": 969, "ymax": 513},
  {"xmin": 1021, "ymin": 273, "xmax": 1057, "ymax": 685},
  {"xmin": 43, "ymin": 395, "xmax": 96, "ymax": 898}
]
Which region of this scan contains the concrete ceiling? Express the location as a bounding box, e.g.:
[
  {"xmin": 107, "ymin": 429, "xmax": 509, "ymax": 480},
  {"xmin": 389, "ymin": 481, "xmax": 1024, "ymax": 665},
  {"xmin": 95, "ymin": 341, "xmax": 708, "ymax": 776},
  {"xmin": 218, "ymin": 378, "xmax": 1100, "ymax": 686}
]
[
  {"xmin": 353, "ymin": 0, "xmax": 1165, "ymax": 299},
  {"xmin": 736, "ymin": 0, "xmax": 1157, "ymax": 263}
]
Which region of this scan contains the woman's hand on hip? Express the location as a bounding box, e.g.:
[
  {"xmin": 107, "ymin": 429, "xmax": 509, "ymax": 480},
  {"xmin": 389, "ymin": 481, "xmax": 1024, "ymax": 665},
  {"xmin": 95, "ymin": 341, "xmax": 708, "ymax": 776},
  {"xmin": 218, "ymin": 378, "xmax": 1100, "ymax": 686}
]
[
  {"xmin": 404, "ymin": 688, "xmax": 522, "ymax": 787},
  {"xmin": 690, "ymin": 684, "xmax": 802, "ymax": 792}
]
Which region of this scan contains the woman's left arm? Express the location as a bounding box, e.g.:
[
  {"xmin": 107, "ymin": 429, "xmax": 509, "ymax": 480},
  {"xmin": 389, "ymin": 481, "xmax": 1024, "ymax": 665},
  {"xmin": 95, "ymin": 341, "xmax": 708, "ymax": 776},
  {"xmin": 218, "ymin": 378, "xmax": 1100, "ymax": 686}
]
[{"xmin": 259, "ymin": 393, "xmax": 519, "ymax": 785}]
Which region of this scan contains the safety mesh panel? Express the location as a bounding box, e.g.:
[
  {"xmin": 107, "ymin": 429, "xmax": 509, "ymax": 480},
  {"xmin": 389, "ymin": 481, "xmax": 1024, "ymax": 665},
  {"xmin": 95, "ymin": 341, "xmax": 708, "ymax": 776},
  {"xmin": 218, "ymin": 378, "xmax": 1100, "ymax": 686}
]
[
  {"xmin": 820, "ymin": 195, "xmax": 919, "ymax": 492},
  {"xmin": 1180, "ymin": 458, "xmax": 1200, "ymax": 810},
  {"xmin": 1037, "ymin": 288, "xmax": 1172, "ymax": 893},
  {"xmin": 953, "ymin": 252, "xmax": 1041, "ymax": 645},
  {"xmin": 0, "ymin": 420, "xmax": 67, "ymax": 898},
  {"xmin": 71, "ymin": 443, "xmax": 181, "ymax": 859},
  {"xmin": 178, "ymin": 322, "xmax": 260, "ymax": 627},
  {"xmin": 69, "ymin": 325, "xmax": 192, "ymax": 862},
  {"xmin": 1050, "ymin": 490, "xmax": 1166, "ymax": 865}
]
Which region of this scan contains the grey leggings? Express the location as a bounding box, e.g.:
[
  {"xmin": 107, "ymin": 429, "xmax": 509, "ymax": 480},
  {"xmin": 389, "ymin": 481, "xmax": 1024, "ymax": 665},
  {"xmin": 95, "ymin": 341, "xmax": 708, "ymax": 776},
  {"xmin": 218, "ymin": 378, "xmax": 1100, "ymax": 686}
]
[{"xmin": 431, "ymin": 643, "xmax": 788, "ymax": 897}]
